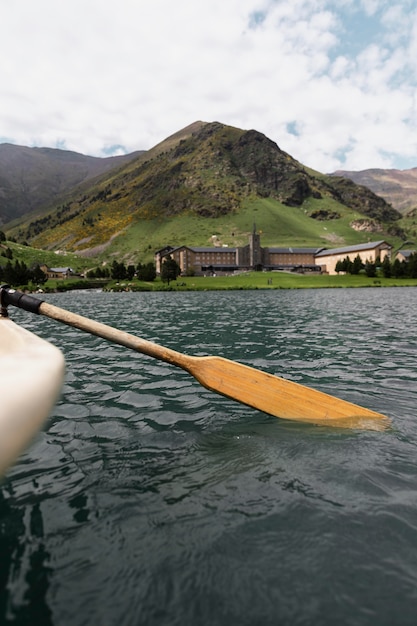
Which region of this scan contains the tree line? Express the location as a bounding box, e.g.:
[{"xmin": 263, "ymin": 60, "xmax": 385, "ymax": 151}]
[
  {"xmin": 0, "ymin": 253, "xmax": 178, "ymax": 288},
  {"xmin": 0, "ymin": 260, "xmax": 47, "ymax": 286},
  {"xmin": 335, "ymin": 253, "xmax": 417, "ymax": 278},
  {"xmin": 88, "ymin": 260, "xmax": 157, "ymax": 281},
  {"xmin": 89, "ymin": 257, "xmax": 181, "ymax": 284}
]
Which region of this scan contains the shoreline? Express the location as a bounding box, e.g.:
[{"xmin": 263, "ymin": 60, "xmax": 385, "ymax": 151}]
[{"xmin": 28, "ymin": 272, "xmax": 417, "ymax": 293}]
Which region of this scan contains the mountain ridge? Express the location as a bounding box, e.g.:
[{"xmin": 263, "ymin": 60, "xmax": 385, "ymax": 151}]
[
  {"xmin": 0, "ymin": 143, "xmax": 144, "ymax": 224},
  {"xmin": 2, "ymin": 122, "xmax": 411, "ymax": 264},
  {"xmin": 331, "ymin": 167, "xmax": 417, "ymax": 214}
]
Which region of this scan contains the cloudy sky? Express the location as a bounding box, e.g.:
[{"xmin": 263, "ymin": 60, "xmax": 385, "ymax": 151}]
[{"xmin": 1, "ymin": 0, "xmax": 417, "ymax": 172}]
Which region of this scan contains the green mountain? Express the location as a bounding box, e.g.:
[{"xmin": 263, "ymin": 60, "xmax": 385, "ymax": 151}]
[
  {"xmin": 0, "ymin": 143, "xmax": 144, "ymax": 225},
  {"xmin": 5, "ymin": 122, "xmax": 406, "ymax": 265}
]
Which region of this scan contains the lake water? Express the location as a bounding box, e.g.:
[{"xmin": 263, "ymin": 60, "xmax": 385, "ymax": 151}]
[{"xmin": 1, "ymin": 287, "xmax": 417, "ymax": 625}]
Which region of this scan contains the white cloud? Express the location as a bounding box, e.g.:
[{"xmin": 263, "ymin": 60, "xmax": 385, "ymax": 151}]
[
  {"xmin": 360, "ymin": 0, "xmax": 384, "ymax": 16},
  {"xmin": 1, "ymin": 0, "xmax": 417, "ymax": 171}
]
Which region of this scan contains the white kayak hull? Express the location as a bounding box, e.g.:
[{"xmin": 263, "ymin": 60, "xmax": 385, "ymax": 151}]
[{"xmin": 0, "ymin": 318, "xmax": 65, "ymax": 476}]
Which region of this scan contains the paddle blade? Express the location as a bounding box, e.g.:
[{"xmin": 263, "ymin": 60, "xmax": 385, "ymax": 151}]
[
  {"xmin": 0, "ymin": 287, "xmax": 390, "ymax": 431},
  {"xmin": 187, "ymin": 356, "xmax": 390, "ymax": 430}
]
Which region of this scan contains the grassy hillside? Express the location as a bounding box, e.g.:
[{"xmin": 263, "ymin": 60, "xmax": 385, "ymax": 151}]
[
  {"xmin": 5, "ymin": 122, "xmax": 407, "ymax": 264},
  {"xmin": 87, "ymin": 196, "xmax": 405, "ymax": 267},
  {"xmin": 1, "ymin": 241, "xmax": 91, "ymax": 273}
]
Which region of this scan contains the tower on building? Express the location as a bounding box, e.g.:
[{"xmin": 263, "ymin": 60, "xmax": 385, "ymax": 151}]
[{"xmin": 249, "ymin": 223, "xmax": 262, "ymax": 268}]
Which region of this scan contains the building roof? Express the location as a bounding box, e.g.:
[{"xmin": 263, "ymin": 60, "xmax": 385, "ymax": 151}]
[
  {"xmin": 397, "ymin": 249, "xmax": 416, "ymax": 258},
  {"xmin": 162, "ymin": 245, "xmax": 237, "ymax": 254},
  {"xmin": 189, "ymin": 246, "xmax": 237, "ymax": 253},
  {"xmin": 315, "ymin": 241, "xmax": 391, "ymax": 258},
  {"xmin": 267, "ymin": 247, "xmax": 324, "ymax": 254},
  {"xmin": 48, "ymin": 267, "xmax": 73, "ymax": 272},
  {"xmin": 158, "ymin": 240, "xmax": 393, "ymax": 262},
  {"xmin": 154, "ymin": 245, "xmax": 174, "ymax": 255}
]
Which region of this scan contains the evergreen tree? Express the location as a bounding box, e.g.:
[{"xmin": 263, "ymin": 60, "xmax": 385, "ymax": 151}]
[
  {"xmin": 351, "ymin": 254, "xmax": 364, "ymax": 275},
  {"xmin": 111, "ymin": 260, "xmax": 127, "ymax": 280},
  {"xmin": 137, "ymin": 262, "xmax": 156, "ymax": 281},
  {"xmin": 391, "ymin": 258, "xmax": 405, "ymax": 278},
  {"xmin": 381, "ymin": 256, "xmax": 391, "ymax": 278},
  {"xmin": 13, "ymin": 260, "xmax": 31, "ymax": 285},
  {"xmin": 408, "ymin": 253, "xmax": 417, "ymax": 278},
  {"xmin": 161, "ymin": 255, "xmax": 181, "ymax": 285},
  {"xmin": 2, "ymin": 260, "xmax": 31, "ymax": 285},
  {"xmin": 364, "ymin": 261, "xmax": 376, "ymax": 277},
  {"xmin": 340, "ymin": 256, "xmax": 353, "ymax": 273},
  {"xmin": 127, "ymin": 264, "xmax": 136, "ymax": 280},
  {"xmin": 32, "ymin": 264, "xmax": 47, "ymax": 285},
  {"xmin": 3, "ymin": 260, "xmax": 14, "ymax": 284},
  {"xmin": 91, "ymin": 266, "xmax": 110, "ymax": 278}
]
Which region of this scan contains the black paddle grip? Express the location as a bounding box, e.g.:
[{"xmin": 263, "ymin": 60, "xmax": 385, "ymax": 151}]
[{"xmin": 0, "ymin": 285, "xmax": 44, "ymax": 315}]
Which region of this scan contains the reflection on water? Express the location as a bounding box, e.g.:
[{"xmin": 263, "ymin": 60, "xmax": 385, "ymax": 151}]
[
  {"xmin": 1, "ymin": 288, "xmax": 417, "ymax": 625},
  {"xmin": 0, "ymin": 492, "xmax": 52, "ymax": 624}
]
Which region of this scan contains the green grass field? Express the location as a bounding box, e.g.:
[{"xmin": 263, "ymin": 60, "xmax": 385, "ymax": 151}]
[{"xmin": 101, "ymin": 271, "xmax": 417, "ymax": 292}]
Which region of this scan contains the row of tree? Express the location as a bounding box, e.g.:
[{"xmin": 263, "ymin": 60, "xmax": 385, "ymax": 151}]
[
  {"xmin": 0, "ymin": 255, "xmax": 178, "ymax": 287},
  {"xmin": 0, "ymin": 260, "xmax": 47, "ymax": 286},
  {"xmin": 87, "ymin": 260, "xmax": 157, "ymax": 282},
  {"xmin": 335, "ymin": 254, "xmax": 417, "ymax": 278},
  {"xmin": 88, "ymin": 258, "xmax": 181, "ymax": 283}
]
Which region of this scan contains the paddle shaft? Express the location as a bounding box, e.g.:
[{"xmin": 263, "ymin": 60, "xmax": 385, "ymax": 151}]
[
  {"xmin": 40, "ymin": 300, "xmax": 192, "ymax": 369},
  {"xmin": 0, "ymin": 286, "xmax": 390, "ymax": 429}
]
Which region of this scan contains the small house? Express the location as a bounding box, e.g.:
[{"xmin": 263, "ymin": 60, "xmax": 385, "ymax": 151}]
[
  {"xmin": 395, "ymin": 249, "xmax": 416, "ymax": 263},
  {"xmin": 40, "ymin": 265, "xmax": 74, "ymax": 280}
]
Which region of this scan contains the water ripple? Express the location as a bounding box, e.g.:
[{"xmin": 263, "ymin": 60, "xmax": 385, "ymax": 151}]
[{"xmin": 2, "ymin": 288, "xmax": 417, "ymax": 625}]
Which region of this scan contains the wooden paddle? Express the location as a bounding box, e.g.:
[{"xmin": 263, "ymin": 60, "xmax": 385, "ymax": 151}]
[{"xmin": 0, "ymin": 286, "xmax": 390, "ymax": 430}]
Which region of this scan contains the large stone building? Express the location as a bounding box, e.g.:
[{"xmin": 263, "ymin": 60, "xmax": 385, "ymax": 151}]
[
  {"xmin": 155, "ymin": 228, "xmax": 392, "ymax": 276},
  {"xmin": 315, "ymin": 241, "xmax": 392, "ymax": 275}
]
